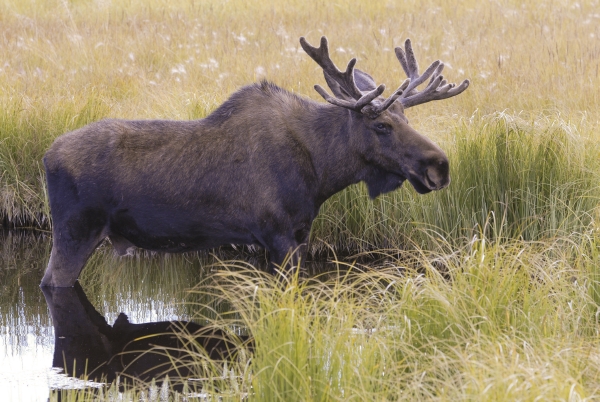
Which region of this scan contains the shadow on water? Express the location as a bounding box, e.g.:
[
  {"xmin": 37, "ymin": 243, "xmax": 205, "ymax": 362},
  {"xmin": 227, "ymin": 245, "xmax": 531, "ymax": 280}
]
[
  {"xmin": 43, "ymin": 282, "xmax": 253, "ymax": 392},
  {"xmin": 0, "ymin": 231, "xmax": 257, "ymax": 398}
]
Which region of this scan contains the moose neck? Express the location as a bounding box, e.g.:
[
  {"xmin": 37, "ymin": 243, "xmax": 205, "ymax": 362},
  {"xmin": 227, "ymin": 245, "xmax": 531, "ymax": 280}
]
[
  {"xmin": 202, "ymin": 82, "xmax": 373, "ymax": 208},
  {"xmin": 297, "ymin": 104, "xmax": 370, "ymax": 206}
]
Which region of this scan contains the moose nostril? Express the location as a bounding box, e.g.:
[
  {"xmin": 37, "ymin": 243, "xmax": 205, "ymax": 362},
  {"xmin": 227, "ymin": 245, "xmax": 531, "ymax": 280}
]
[
  {"xmin": 425, "ymin": 168, "xmax": 438, "ymax": 188},
  {"xmin": 425, "ymin": 164, "xmax": 450, "ymax": 190}
]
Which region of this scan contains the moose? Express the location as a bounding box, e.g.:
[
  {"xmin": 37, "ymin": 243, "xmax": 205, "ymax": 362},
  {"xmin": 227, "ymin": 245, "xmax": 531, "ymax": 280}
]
[{"xmin": 40, "ymin": 36, "xmax": 469, "ymax": 287}]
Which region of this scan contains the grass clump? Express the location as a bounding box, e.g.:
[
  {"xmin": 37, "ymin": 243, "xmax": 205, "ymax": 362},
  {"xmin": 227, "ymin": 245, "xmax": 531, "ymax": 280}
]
[
  {"xmin": 185, "ymin": 237, "xmax": 600, "ymax": 400},
  {"xmin": 10, "ymin": 237, "xmax": 600, "ymax": 400}
]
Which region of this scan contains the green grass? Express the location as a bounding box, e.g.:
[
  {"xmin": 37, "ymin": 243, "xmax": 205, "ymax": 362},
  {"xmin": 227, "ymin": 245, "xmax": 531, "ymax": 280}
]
[
  {"xmin": 0, "ymin": 92, "xmax": 110, "ymax": 226},
  {"xmin": 45, "ymin": 238, "xmax": 600, "ymax": 400},
  {"xmin": 312, "ymin": 113, "xmax": 600, "ymax": 252},
  {"xmin": 165, "ymin": 240, "xmax": 600, "ymax": 400}
]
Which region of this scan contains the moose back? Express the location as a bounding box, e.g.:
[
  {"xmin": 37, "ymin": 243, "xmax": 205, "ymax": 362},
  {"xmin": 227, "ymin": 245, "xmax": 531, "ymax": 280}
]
[{"xmin": 41, "ymin": 36, "xmax": 469, "ymax": 287}]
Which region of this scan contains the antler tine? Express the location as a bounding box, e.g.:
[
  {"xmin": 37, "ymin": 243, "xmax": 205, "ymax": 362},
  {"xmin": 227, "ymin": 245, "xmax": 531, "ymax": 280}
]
[
  {"xmin": 300, "ymin": 36, "xmax": 364, "ymax": 101},
  {"xmin": 395, "ymin": 39, "xmax": 441, "ymax": 97},
  {"xmin": 313, "ymin": 83, "xmax": 386, "ymax": 114},
  {"xmin": 401, "ymin": 76, "xmax": 470, "ymax": 109},
  {"xmin": 372, "ymin": 78, "xmax": 411, "ymax": 114},
  {"xmin": 395, "ymin": 38, "xmax": 470, "ymax": 108}
]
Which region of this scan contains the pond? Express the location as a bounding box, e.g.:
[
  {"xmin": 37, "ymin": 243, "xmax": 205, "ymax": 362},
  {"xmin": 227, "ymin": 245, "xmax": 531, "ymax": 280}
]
[{"xmin": 0, "ymin": 230, "xmax": 259, "ymax": 400}]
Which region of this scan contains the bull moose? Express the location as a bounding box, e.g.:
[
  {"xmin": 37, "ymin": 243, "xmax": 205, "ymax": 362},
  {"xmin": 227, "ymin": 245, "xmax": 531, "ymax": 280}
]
[{"xmin": 40, "ymin": 36, "xmax": 469, "ymax": 287}]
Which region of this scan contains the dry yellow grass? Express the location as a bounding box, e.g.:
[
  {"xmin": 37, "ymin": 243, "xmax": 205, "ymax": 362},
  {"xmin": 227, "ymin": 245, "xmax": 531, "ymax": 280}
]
[
  {"xmin": 2, "ymin": 0, "xmax": 600, "ymax": 227},
  {"xmin": 2, "ymin": 0, "xmax": 599, "ymax": 121}
]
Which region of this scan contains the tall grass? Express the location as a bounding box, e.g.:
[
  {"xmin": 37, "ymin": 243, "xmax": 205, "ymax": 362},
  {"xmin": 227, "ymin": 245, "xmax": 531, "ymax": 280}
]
[
  {"xmin": 177, "ymin": 237, "xmax": 600, "ymax": 400},
  {"xmin": 0, "ymin": 93, "xmax": 110, "ymax": 226},
  {"xmin": 15, "ymin": 235, "xmax": 598, "ymax": 400},
  {"xmin": 313, "ymin": 113, "xmax": 600, "ymax": 252}
]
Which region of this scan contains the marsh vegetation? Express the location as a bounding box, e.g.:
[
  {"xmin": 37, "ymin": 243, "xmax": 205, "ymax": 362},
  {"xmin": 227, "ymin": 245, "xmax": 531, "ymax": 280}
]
[{"xmin": 2, "ymin": 0, "xmax": 600, "ymax": 400}]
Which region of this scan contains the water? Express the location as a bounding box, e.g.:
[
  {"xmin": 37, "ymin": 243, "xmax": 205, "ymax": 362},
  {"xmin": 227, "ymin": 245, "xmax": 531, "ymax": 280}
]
[{"xmin": 0, "ymin": 231, "xmax": 254, "ymax": 401}]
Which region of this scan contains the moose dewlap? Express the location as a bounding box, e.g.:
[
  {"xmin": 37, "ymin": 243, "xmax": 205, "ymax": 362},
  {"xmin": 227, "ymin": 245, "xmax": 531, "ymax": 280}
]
[{"xmin": 41, "ymin": 36, "xmax": 469, "ymax": 287}]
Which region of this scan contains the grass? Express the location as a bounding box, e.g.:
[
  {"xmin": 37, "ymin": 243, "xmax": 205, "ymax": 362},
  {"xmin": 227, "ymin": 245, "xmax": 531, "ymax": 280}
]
[
  {"xmin": 54, "ymin": 239, "xmax": 600, "ymax": 401},
  {"xmin": 1, "ymin": 0, "xmax": 600, "ymax": 400},
  {"xmin": 313, "ymin": 112, "xmax": 600, "ymax": 253},
  {"xmin": 2, "ymin": 0, "xmax": 600, "ymax": 240}
]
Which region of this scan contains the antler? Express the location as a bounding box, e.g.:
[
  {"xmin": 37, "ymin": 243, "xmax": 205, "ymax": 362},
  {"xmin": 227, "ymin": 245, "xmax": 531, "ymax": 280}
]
[
  {"xmin": 396, "ymin": 39, "xmax": 470, "ymax": 109},
  {"xmin": 300, "ymin": 36, "xmax": 405, "ymax": 117}
]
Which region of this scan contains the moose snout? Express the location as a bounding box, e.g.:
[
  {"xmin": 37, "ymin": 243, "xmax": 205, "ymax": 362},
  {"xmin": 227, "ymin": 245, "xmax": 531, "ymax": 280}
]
[{"xmin": 424, "ymin": 159, "xmax": 450, "ymax": 190}]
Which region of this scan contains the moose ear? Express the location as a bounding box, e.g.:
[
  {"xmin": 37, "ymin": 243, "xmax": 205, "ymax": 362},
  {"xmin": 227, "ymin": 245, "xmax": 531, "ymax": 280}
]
[{"xmin": 353, "ymin": 69, "xmax": 377, "ymax": 92}]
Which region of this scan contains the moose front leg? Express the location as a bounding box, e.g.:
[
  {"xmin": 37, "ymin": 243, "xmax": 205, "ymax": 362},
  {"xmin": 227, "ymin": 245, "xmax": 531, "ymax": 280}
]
[
  {"xmin": 266, "ymin": 227, "xmax": 310, "ymax": 277},
  {"xmin": 41, "ymin": 234, "xmax": 105, "ymax": 287}
]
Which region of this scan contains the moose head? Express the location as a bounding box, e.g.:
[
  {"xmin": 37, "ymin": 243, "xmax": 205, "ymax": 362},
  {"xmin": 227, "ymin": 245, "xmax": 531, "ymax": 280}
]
[{"xmin": 299, "ymin": 36, "xmax": 469, "ymax": 198}]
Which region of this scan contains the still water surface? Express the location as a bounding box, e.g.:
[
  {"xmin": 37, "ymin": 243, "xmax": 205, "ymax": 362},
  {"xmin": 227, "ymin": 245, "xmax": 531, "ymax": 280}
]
[{"xmin": 0, "ymin": 231, "xmax": 253, "ymax": 401}]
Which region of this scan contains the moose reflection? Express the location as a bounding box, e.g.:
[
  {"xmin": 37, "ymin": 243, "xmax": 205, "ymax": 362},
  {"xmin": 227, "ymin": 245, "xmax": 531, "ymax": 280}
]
[{"xmin": 42, "ymin": 283, "xmax": 252, "ymax": 387}]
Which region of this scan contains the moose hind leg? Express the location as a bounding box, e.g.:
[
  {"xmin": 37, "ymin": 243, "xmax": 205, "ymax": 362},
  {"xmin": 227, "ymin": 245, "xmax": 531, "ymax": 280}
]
[{"xmin": 41, "ymin": 210, "xmax": 107, "ymax": 287}]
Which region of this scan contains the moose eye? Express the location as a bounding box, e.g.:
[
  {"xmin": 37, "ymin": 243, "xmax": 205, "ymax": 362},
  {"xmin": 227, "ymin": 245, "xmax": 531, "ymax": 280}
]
[{"xmin": 374, "ymin": 123, "xmax": 389, "ymax": 134}]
